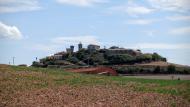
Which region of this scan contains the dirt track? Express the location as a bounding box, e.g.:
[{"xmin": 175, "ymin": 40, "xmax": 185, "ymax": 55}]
[{"xmin": 6, "ymin": 85, "xmax": 189, "ymax": 107}]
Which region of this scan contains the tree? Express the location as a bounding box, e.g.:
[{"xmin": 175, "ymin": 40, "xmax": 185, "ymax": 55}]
[
  {"xmin": 107, "ymin": 54, "xmax": 135, "ymax": 64},
  {"xmin": 67, "ymin": 57, "xmax": 79, "ymax": 64},
  {"xmin": 167, "ymin": 65, "xmax": 176, "ymax": 74},
  {"xmin": 152, "ymin": 53, "xmax": 162, "ymax": 61},
  {"xmin": 136, "ymin": 54, "xmax": 152, "ymax": 62},
  {"xmin": 154, "ymin": 66, "xmax": 160, "ymax": 74},
  {"xmin": 76, "ymin": 49, "xmax": 85, "ymax": 60}
]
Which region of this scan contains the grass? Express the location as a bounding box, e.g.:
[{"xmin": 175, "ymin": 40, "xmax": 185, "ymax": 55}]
[{"xmin": 0, "ymin": 65, "xmax": 190, "ymax": 103}]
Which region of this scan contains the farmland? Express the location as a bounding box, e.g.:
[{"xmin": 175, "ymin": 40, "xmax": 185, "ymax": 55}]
[{"xmin": 0, "ymin": 64, "xmax": 190, "ymax": 107}]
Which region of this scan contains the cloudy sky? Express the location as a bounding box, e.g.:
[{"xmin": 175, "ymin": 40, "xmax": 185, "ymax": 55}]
[{"xmin": 0, "ymin": 0, "xmax": 190, "ymax": 65}]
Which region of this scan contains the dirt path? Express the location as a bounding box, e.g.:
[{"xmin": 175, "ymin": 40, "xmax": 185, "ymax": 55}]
[{"xmin": 5, "ymin": 85, "xmax": 189, "ymax": 107}]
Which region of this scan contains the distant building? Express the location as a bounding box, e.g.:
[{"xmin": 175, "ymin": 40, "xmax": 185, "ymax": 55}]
[
  {"xmin": 70, "ymin": 45, "xmax": 74, "ymax": 53},
  {"xmin": 66, "ymin": 45, "xmax": 74, "ymax": 54},
  {"xmin": 78, "ymin": 42, "xmax": 83, "ymax": 51},
  {"xmin": 88, "ymin": 44, "xmax": 100, "ymax": 52},
  {"xmin": 54, "ymin": 51, "xmax": 66, "ymax": 55},
  {"xmin": 66, "ymin": 48, "xmax": 72, "ymax": 54},
  {"xmin": 53, "ymin": 55, "xmax": 62, "ymax": 60},
  {"xmin": 42, "ymin": 56, "xmax": 54, "ymax": 61}
]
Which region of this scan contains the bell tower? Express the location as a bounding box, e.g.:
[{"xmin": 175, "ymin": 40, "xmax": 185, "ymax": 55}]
[{"xmin": 78, "ymin": 42, "xmax": 82, "ymax": 51}]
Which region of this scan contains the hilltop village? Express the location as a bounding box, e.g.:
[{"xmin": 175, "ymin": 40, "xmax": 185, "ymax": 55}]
[
  {"xmin": 33, "ymin": 42, "xmax": 166, "ymax": 67},
  {"xmin": 32, "ymin": 42, "xmax": 181, "ymax": 74}
]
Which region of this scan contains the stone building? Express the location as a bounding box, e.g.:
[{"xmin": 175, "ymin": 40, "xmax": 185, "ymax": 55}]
[
  {"xmin": 66, "ymin": 45, "xmax": 74, "ymax": 54},
  {"xmin": 70, "ymin": 45, "xmax": 74, "ymax": 53},
  {"xmin": 88, "ymin": 44, "xmax": 100, "ymax": 52},
  {"xmin": 66, "ymin": 48, "xmax": 72, "ymax": 54},
  {"xmin": 78, "ymin": 42, "xmax": 83, "ymax": 51},
  {"xmin": 53, "ymin": 55, "xmax": 63, "ymax": 60}
]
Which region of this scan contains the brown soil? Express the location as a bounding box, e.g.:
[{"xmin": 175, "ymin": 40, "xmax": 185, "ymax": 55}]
[
  {"xmin": 4, "ymin": 85, "xmax": 189, "ymax": 107},
  {"xmin": 67, "ymin": 67, "xmax": 118, "ymax": 76}
]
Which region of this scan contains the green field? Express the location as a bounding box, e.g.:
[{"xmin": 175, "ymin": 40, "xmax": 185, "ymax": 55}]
[{"xmin": 0, "ymin": 65, "xmax": 190, "ymax": 106}]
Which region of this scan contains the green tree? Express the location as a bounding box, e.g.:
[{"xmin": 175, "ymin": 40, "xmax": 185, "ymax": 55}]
[
  {"xmin": 136, "ymin": 54, "xmax": 152, "ymax": 62},
  {"xmin": 154, "ymin": 66, "xmax": 161, "ymax": 74},
  {"xmin": 67, "ymin": 57, "xmax": 79, "ymax": 64},
  {"xmin": 167, "ymin": 65, "xmax": 176, "ymax": 74},
  {"xmin": 108, "ymin": 54, "xmax": 135, "ymax": 64},
  {"xmin": 152, "ymin": 53, "xmax": 162, "ymax": 61}
]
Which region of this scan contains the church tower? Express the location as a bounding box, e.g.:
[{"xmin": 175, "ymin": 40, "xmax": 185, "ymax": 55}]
[{"xmin": 78, "ymin": 42, "xmax": 82, "ymax": 51}]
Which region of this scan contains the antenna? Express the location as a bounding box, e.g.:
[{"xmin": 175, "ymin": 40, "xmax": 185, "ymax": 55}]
[{"xmin": 12, "ymin": 57, "xmax": 15, "ymax": 65}]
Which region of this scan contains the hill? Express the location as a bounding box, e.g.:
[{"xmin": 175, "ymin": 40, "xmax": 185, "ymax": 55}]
[
  {"xmin": 31, "ymin": 43, "xmax": 190, "ymax": 74},
  {"xmin": 0, "ymin": 64, "xmax": 190, "ymax": 106}
]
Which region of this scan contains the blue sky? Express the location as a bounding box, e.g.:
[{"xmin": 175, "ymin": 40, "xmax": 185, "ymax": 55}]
[{"xmin": 0, "ymin": 0, "xmax": 190, "ymax": 66}]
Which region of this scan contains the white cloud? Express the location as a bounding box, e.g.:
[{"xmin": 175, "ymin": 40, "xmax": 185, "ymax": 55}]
[
  {"xmin": 143, "ymin": 30, "xmax": 157, "ymax": 37},
  {"xmin": 147, "ymin": 0, "xmax": 190, "ymax": 13},
  {"xmin": 169, "ymin": 27, "xmax": 190, "ymax": 35},
  {"xmin": 126, "ymin": 19, "xmax": 155, "ymax": 25},
  {"xmin": 0, "ymin": 21, "xmax": 23, "ymax": 40},
  {"xmin": 0, "ymin": 0, "xmax": 41, "ymax": 13},
  {"xmin": 52, "ymin": 35, "xmax": 99, "ymax": 45},
  {"xmin": 56, "ymin": 0, "xmax": 108, "ymax": 7},
  {"xmin": 127, "ymin": 43, "xmax": 190, "ymax": 50},
  {"xmin": 125, "ymin": 6, "xmax": 154, "ymax": 16},
  {"xmin": 110, "ymin": 1, "xmax": 154, "ymax": 16},
  {"xmin": 166, "ymin": 15, "xmax": 190, "ymax": 21}
]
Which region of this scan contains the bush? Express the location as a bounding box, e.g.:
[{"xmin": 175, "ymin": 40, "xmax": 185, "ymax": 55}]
[
  {"xmin": 67, "ymin": 57, "xmax": 79, "ymax": 64},
  {"xmin": 32, "ymin": 61, "xmax": 39, "ymax": 67},
  {"xmin": 116, "ymin": 67, "xmax": 127, "ymax": 74},
  {"xmin": 76, "ymin": 49, "xmax": 86, "ymax": 60},
  {"xmin": 91, "ymin": 53, "xmax": 105, "ymax": 65},
  {"xmin": 183, "ymin": 69, "xmax": 190, "ymax": 74},
  {"xmin": 152, "ymin": 53, "xmax": 165, "ymax": 61},
  {"xmin": 136, "ymin": 54, "xmax": 152, "ymax": 62},
  {"xmin": 154, "ymin": 66, "xmax": 160, "ymax": 74},
  {"xmin": 167, "ymin": 65, "xmax": 176, "ymax": 74},
  {"xmin": 32, "ymin": 61, "xmax": 45, "ymax": 67},
  {"xmin": 107, "ymin": 54, "xmax": 135, "ymax": 64},
  {"xmin": 18, "ymin": 64, "xmax": 27, "ymax": 67},
  {"xmin": 45, "ymin": 61, "xmax": 55, "ymax": 65}
]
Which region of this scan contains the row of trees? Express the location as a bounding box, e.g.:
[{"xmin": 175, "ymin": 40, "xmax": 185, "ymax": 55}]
[
  {"xmin": 106, "ymin": 53, "xmax": 166, "ymax": 65},
  {"xmin": 115, "ymin": 65, "xmax": 190, "ymax": 74}
]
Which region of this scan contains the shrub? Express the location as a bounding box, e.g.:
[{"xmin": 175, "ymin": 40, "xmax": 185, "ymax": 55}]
[
  {"xmin": 67, "ymin": 57, "xmax": 79, "ymax": 64},
  {"xmin": 107, "ymin": 54, "xmax": 135, "ymax": 64},
  {"xmin": 18, "ymin": 64, "xmax": 27, "ymax": 67},
  {"xmin": 45, "ymin": 61, "xmax": 55, "ymax": 65},
  {"xmin": 76, "ymin": 49, "xmax": 85, "ymax": 60},
  {"xmin": 32, "ymin": 61, "xmax": 39, "ymax": 67},
  {"xmin": 32, "ymin": 61, "xmax": 45, "ymax": 67},
  {"xmin": 136, "ymin": 54, "xmax": 152, "ymax": 62},
  {"xmin": 167, "ymin": 65, "xmax": 176, "ymax": 74},
  {"xmin": 154, "ymin": 66, "xmax": 161, "ymax": 74},
  {"xmin": 183, "ymin": 69, "xmax": 190, "ymax": 74},
  {"xmin": 152, "ymin": 53, "xmax": 164, "ymax": 61}
]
